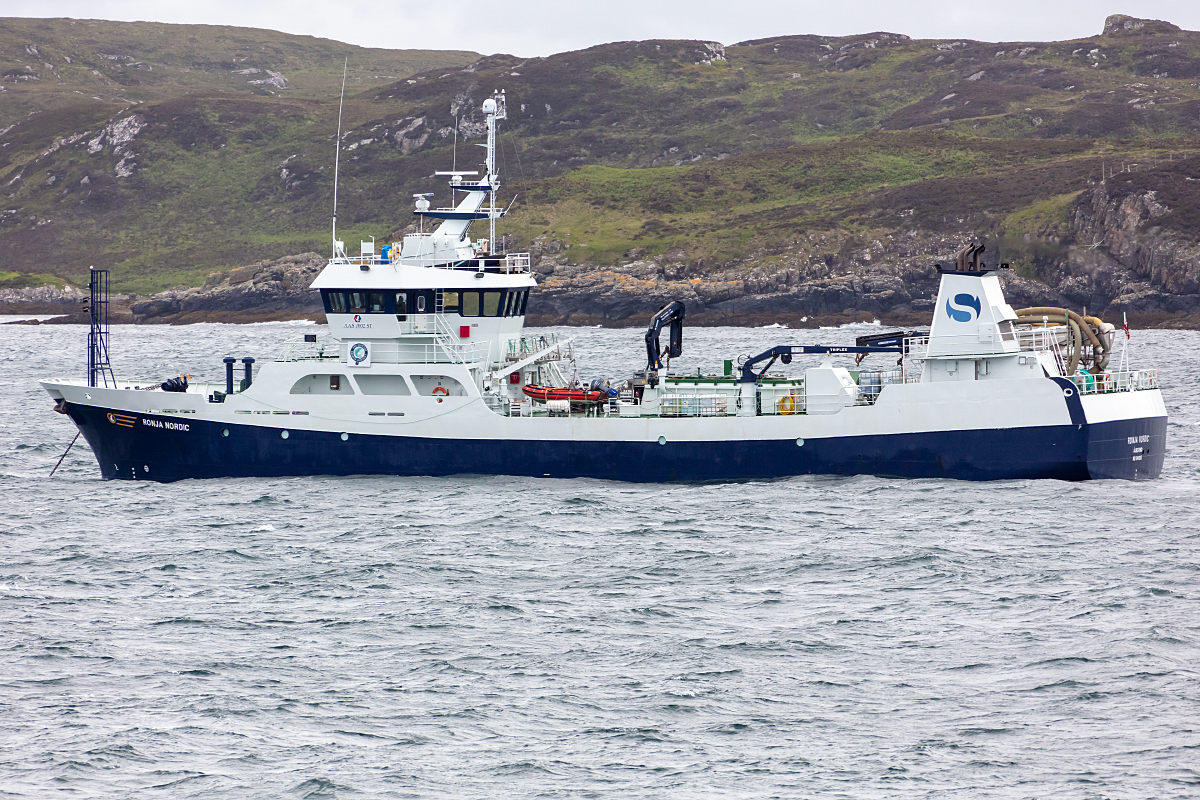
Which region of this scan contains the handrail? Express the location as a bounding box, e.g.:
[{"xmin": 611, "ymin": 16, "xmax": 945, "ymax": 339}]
[
  {"xmin": 277, "ymin": 336, "xmax": 339, "ymax": 362},
  {"xmin": 1070, "ymin": 369, "xmax": 1158, "ymax": 394},
  {"xmin": 328, "ymin": 250, "xmax": 531, "ymax": 273},
  {"xmin": 496, "ymin": 336, "xmax": 576, "ymax": 379}
]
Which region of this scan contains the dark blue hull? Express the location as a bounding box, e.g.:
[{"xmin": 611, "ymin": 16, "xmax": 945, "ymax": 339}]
[{"xmin": 62, "ymin": 403, "xmax": 1166, "ymax": 483}]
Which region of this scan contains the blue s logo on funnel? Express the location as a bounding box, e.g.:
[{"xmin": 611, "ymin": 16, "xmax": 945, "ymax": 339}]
[{"xmin": 946, "ymin": 293, "xmax": 981, "ymax": 322}]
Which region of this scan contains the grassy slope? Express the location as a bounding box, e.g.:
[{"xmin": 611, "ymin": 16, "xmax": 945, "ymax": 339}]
[
  {"xmin": 0, "ymin": 17, "xmax": 477, "ymax": 125},
  {"xmin": 2, "ymin": 16, "xmax": 1200, "ymax": 292}
]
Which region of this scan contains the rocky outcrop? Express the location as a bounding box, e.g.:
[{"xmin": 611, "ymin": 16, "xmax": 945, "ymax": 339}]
[
  {"xmin": 24, "ymin": 181, "xmax": 1200, "ymax": 328},
  {"xmin": 0, "ymin": 284, "xmax": 86, "ymax": 306},
  {"xmin": 529, "ymin": 235, "xmax": 959, "ymax": 325},
  {"xmin": 1102, "ymin": 14, "xmax": 1182, "ymax": 37},
  {"xmin": 1058, "ymin": 179, "xmax": 1200, "ymax": 315},
  {"xmin": 129, "ymin": 253, "xmax": 326, "ymax": 323}
]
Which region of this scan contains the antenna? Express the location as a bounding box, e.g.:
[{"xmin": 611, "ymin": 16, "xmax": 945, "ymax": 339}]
[
  {"xmin": 484, "ymin": 90, "xmax": 506, "ymax": 253},
  {"xmin": 332, "ymin": 58, "xmax": 347, "ymax": 258},
  {"xmin": 451, "ymin": 114, "xmax": 458, "ymax": 207}
]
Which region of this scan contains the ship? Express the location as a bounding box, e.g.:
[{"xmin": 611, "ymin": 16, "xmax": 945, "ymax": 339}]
[{"xmin": 42, "ymin": 91, "xmax": 1166, "ymax": 482}]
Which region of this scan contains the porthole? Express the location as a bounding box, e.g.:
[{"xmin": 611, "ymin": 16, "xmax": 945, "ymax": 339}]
[
  {"xmin": 658, "ymin": 436, "xmax": 667, "ymax": 445},
  {"xmin": 796, "ymin": 438, "xmax": 805, "ymax": 447},
  {"xmin": 1063, "ymin": 387, "xmax": 1074, "ymax": 397},
  {"xmin": 221, "ymin": 428, "xmax": 229, "ymax": 437},
  {"xmin": 281, "ymin": 430, "xmax": 289, "ymax": 439},
  {"xmin": 340, "ymin": 432, "xmax": 349, "ymax": 441}
]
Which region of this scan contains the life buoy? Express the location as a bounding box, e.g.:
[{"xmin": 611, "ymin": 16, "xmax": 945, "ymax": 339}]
[
  {"xmin": 1101, "ymin": 372, "xmax": 1113, "ymax": 392},
  {"xmin": 779, "ymin": 393, "xmax": 796, "ymax": 415},
  {"xmin": 431, "ymin": 385, "xmax": 449, "ymax": 403}
]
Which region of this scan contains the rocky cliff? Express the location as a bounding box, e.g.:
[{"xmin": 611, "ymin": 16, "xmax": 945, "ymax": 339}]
[
  {"xmin": 126, "ymin": 253, "xmax": 326, "ymax": 323},
  {"xmin": 6, "ymin": 155, "xmax": 1200, "ymax": 329},
  {"xmin": 7, "ymin": 189, "xmax": 1197, "ymax": 328},
  {"xmin": 523, "ymin": 233, "xmax": 1069, "ymax": 327}
]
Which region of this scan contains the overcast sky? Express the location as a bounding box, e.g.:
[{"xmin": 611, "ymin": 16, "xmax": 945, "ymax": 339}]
[{"xmin": 8, "ymin": 1, "xmax": 1200, "ymax": 57}]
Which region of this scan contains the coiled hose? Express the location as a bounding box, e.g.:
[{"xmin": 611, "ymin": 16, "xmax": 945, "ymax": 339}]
[{"xmin": 1013, "ymin": 307, "xmax": 1111, "ymax": 373}]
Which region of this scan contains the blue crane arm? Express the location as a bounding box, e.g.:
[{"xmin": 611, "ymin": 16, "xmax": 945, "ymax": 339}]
[
  {"xmin": 645, "ymin": 301, "xmax": 686, "ymax": 371},
  {"xmin": 737, "ymin": 344, "xmax": 904, "ymax": 383}
]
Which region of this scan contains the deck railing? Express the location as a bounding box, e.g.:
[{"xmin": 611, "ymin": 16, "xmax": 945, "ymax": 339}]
[
  {"xmin": 329, "ymin": 249, "xmax": 531, "ymax": 273},
  {"xmin": 503, "ymin": 334, "xmax": 572, "ymax": 366},
  {"xmin": 277, "ymin": 336, "xmax": 339, "ymax": 362},
  {"xmin": 660, "ymin": 394, "xmax": 731, "ymax": 417},
  {"xmin": 1070, "ymin": 369, "xmax": 1158, "ymax": 394},
  {"xmin": 276, "ymin": 327, "xmax": 491, "ymax": 366}
]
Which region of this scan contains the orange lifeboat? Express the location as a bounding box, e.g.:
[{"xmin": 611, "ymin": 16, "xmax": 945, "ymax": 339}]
[{"xmin": 522, "ymin": 384, "xmax": 606, "ymax": 406}]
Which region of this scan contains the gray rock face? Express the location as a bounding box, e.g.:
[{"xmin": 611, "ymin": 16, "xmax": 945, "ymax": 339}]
[
  {"xmin": 0, "ymin": 284, "xmax": 85, "ymax": 306},
  {"xmin": 102, "ymin": 183, "xmax": 1200, "ymax": 326},
  {"xmin": 129, "ymin": 253, "xmax": 326, "ymax": 322},
  {"xmin": 1102, "ymin": 14, "xmax": 1182, "ymax": 37},
  {"xmin": 1063, "ymin": 181, "xmax": 1200, "ymax": 314},
  {"xmin": 525, "ymin": 177, "xmax": 1200, "ymax": 325}
]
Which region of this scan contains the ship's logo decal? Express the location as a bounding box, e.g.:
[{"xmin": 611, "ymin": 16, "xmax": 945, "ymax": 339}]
[
  {"xmin": 107, "ymin": 412, "xmax": 137, "ymax": 428},
  {"xmin": 354, "ymin": 314, "xmax": 362, "ymax": 322},
  {"xmin": 350, "ymin": 343, "xmax": 369, "ymax": 365},
  {"xmin": 946, "ymin": 293, "xmax": 982, "ymax": 322}
]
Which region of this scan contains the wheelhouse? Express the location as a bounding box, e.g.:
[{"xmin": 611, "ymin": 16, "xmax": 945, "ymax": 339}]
[{"xmin": 320, "ymin": 288, "xmax": 530, "ymax": 319}]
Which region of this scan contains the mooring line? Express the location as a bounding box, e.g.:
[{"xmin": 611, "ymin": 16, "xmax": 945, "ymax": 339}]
[{"xmin": 49, "ymin": 432, "xmax": 80, "ymax": 478}]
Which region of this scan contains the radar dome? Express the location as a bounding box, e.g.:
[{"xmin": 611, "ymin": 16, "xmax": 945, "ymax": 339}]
[{"xmin": 482, "ymin": 98, "xmax": 497, "ymax": 114}]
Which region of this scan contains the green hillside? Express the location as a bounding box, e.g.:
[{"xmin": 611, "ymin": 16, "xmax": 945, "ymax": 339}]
[
  {"xmin": 2, "ymin": 14, "xmax": 1200, "ymax": 293},
  {"xmin": 0, "ymin": 17, "xmax": 477, "ymax": 124}
]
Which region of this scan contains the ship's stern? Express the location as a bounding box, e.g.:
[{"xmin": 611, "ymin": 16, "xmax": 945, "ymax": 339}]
[{"xmin": 1081, "ymin": 388, "xmax": 1167, "ymax": 479}]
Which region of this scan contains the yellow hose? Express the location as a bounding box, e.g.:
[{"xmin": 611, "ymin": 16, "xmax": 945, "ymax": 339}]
[
  {"xmin": 1014, "ymin": 307, "xmax": 1113, "ymax": 373},
  {"xmin": 1015, "ymin": 307, "xmax": 1103, "ymax": 351}
]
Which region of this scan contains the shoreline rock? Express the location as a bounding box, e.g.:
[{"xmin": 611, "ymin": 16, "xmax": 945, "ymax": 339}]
[
  {"xmin": 128, "ymin": 253, "xmax": 326, "ymax": 323},
  {"xmin": 5, "ymin": 188, "xmax": 1200, "ymax": 330}
]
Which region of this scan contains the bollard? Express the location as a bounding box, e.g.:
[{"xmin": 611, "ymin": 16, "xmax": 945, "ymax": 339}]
[
  {"xmin": 242, "ymin": 357, "xmax": 255, "ymax": 390},
  {"xmin": 224, "ymin": 357, "xmax": 236, "ymax": 394}
]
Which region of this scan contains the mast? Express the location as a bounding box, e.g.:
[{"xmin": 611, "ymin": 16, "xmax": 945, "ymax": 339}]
[
  {"xmin": 485, "ymin": 90, "xmax": 506, "ymax": 252},
  {"xmin": 332, "ymin": 58, "xmax": 347, "ymax": 258},
  {"xmin": 86, "ymin": 267, "xmax": 115, "ymax": 388}
]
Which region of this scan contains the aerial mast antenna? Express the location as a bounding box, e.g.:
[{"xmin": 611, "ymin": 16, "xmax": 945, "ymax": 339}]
[
  {"xmin": 331, "ymin": 58, "xmax": 347, "ymax": 259},
  {"xmin": 485, "ymin": 90, "xmax": 506, "ymax": 253},
  {"xmin": 451, "ymin": 114, "xmax": 458, "ymax": 208}
]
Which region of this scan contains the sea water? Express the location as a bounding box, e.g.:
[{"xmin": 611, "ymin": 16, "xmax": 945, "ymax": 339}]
[{"xmin": 2, "ymin": 321, "xmax": 1198, "ymax": 798}]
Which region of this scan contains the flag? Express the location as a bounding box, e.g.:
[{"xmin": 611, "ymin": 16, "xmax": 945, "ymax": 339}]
[{"xmin": 1123, "ymin": 312, "xmax": 1130, "ymax": 340}]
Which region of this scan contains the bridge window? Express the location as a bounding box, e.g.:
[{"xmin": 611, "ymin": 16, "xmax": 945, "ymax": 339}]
[
  {"xmin": 394, "ymin": 292, "xmax": 407, "ymax": 321},
  {"xmin": 502, "ymin": 291, "xmax": 515, "ymax": 317},
  {"xmin": 326, "ymin": 291, "xmax": 347, "ymax": 313},
  {"xmin": 347, "ymin": 291, "xmax": 366, "ymax": 314},
  {"xmin": 442, "ymin": 291, "xmax": 460, "ymax": 313},
  {"xmin": 368, "ymin": 292, "xmax": 386, "ymax": 313},
  {"xmin": 462, "ymin": 291, "xmax": 479, "ymax": 317},
  {"xmin": 483, "ymin": 291, "xmax": 501, "ymax": 316},
  {"xmin": 514, "ymin": 289, "xmax": 529, "ymax": 316}
]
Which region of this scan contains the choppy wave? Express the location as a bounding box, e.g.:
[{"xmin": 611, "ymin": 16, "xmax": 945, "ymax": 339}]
[{"xmin": 1, "ymin": 322, "xmax": 1198, "ymax": 798}]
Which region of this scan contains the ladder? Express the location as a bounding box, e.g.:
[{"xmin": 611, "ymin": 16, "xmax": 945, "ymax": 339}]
[{"xmin": 86, "ymin": 268, "xmax": 115, "ymax": 388}]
